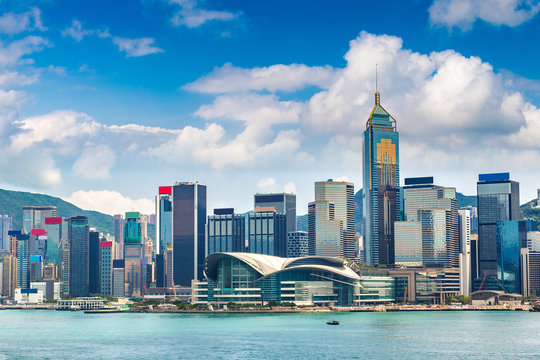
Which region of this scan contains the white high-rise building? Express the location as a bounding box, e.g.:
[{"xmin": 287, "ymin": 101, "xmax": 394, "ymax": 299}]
[
  {"xmin": 527, "ymin": 232, "xmax": 540, "ymax": 252},
  {"xmin": 0, "ymin": 215, "xmax": 12, "ymax": 252},
  {"xmin": 458, "ymin": 209, "xmax": 471, "ymax": 296}
]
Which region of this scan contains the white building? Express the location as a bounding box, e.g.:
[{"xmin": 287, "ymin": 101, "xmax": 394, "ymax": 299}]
[
  {"xmin": 527, "ymin": 232, "xmax": 540, "ymax": 251},
  {"xmin": 458, "ymin": 209, "xmax": 471, "ymax": 296},
  {"xmin": 14, "ymin": 288, "xmax": 44, "ymax": 304}
]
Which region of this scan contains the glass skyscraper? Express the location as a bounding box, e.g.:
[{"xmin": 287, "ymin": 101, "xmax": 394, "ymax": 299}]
[
  {"xmin": 476, "ymin": 172, "xmax": 519, "ymax": 290},
  {"xmin": 207, "ymin": 208, "xmax": 245, "ymax": 254},
  {"xmin": 124, "ymin": 212, "xmax": 143, "ymax": 297},
  {"xmin": 247, "ymin": 209, "xmax": 287, "ymax": 257},
  {"xmin": 254, "ymin": 193, "xmax": 297, "ymax": 234},
  {"xmin": 22, "ymin": 206, "xmax": 56, "ymax": 235},
  {"xmin": 308, "ymin": 200, "xmax": 342, "ymax": 257},
  {"xmin": 496, "ymin": 220, "xmax": 526, "ymax": 294},
  {"xmin": 156, "ymin": 186, "xmax": 173, "ymax": 254},
  {"xmin": 363, "ymin": 91, "xmax": 400, "ymax": 265},
  {"xmin": 68, "ymin": 216, "xmax": 89, "ymax": 297}
]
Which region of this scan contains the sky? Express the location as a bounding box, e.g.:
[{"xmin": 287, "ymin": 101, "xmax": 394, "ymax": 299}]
[{"xmin": 1, "ymin": 0, "xmax": 540, "ymax": 216}]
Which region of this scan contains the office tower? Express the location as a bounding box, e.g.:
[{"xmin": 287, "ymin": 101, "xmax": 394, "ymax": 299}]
[
  {"xmin": 166, "ymin": 243, "xmax": 173, "ymax": 287},
  {"xmin": 42, "ymin": 264, "xmax": 58, "ymax": 281},
  {"xmin": 247, "ymin": 208, "xmax": 287, "ymax": 257},
  {"xmin": 287, "ymin": 231, "xmax": 308, "ymax": 257},
  {"xmin": 527, "ymin": 232, "xmax": 540, "ymax": 251},
  {"xmin": 156, "ymin": 186, "xmax": 173, "ymax": 255},
  {"xmin": 471, "ymin": 233, "xmax": 479, "ymax": 282},
  {"xmin": 496, "ymin": 220, "xmax": 526, "ymax": 294},
  {"xmin": 461, "ymin": 206, "xmax": 478, "ymax": 232},
  {"xmin": 314, "ymin": 180, "xmax": 355, "ymax": 259},
  {"xmin": 156, "ymin": 253, "xmax": 165, "ymax": 287},
  {"xmin": 89, "ymin": 230, "xmax": 100, "ymax": 294},
  {"xmin": 363, "ymin": 91, "xmax": 400, "ymax": 265},
  {"xmin": 17, "ymin": 234, "xmax": 30, "ymax": 289},
  {"xmin": 68, "ymin": 216, "xmax": 89, "ymax": 297},
  {"xmin": 30, "ymin": 229, "xmax": 47, "ymax": 260},
  {"xmin": 112, "ymin": 259, "xmax": 125, "ymax": 297},
  {"xmin": 308, "ymin": 201, "xmax": 343, "ymax": 257},
  {"xmin": 254, "ymin": 193, "xmax": 297, "ymax": 233},
  {"xmin": 60, "ymin": 237, "xmax": 70, "ymax": 297},
  {"xmin": 2, "ymin": 255, "xmax": 17, "ymax": 298},
  {"xmin": 99, "ymin": 241, "xmax": 113, "ymax": 295},
  {"xmin": 22, "ymin": 206, "xmax": 56, "ymax": 234},
  {"xmin": 44, "ymin": 217, "xmax": 62, "ymax": 266},
  {"xmin": 394, "ymin": 221, "xmax": 422, "ymax": 267},
  {"xmin": 124, "ymin": 212, "xmax": 143, "ymax": 297},
  {"xmin": 30, "ymin": 255, "xmax": 43, "ymax": 281},
  {"xmin": 458, "ymin": 209, "xmax": 471, "ymax": 296},
  {"xmin": 113, "ymin": 214, "xmax": 124, "ymax": 260},
  {"xmin": 9, "ymin": 230, "xmax": 20, "ymax": 257},
  {"xmin": 207, "ymin": 208, "xmax": 245, "ymax": 254},
  {"xmin": 521, "ymin": 249, "xmax": 540, "ymax": 296},
  {"xmin": 172, "ymin": 182, "xmax": 207, "ymax": 286},
  {"xmin": 394, "ymin": 177, "xmax": 459, "ymax": 268},
  {"xmin": 0, "ymin": 215, "xmax": 12, "ymax": 252},
  {"xmin": 476, "ymin": 173, "xmax": 519, "ymax": 289}
]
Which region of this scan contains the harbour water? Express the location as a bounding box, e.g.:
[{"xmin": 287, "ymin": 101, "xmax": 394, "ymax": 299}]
[{"xmin": 1, "ymin": 310, "xmax": 539, "ymax": 359}]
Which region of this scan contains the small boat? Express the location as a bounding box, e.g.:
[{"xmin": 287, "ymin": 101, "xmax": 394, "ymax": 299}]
[
  {"xmin": 326, "ymin": 320, "xmax": 340, "ymax": 325},
  {"xmin": 530, "ymin": 301, "xmax": 540, "ymax": 312}
]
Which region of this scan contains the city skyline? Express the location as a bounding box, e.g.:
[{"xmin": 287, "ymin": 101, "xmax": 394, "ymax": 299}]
[{"xmin": 0, "ymin": 1, "xmax": 540, "ymax": 216}]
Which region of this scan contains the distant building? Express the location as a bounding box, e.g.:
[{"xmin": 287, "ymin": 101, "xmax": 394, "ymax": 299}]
[
  {"xmin": 99, "ymin": 241, "xmax": 113, "ymax": 295},
  {"xmin": 113, "ymin": 214, "xmax": 124, "ymax": 260},
  {"xmin": 476, "ymin": 172, "xmax": 520, "ymax": 291},
  {"xmin": 0, "ymin": 215, "xmax": 12, "ymax": 253},
  {"xmin": 363, "ymin": 91, "xmax": 400, "ymax": 265},
  {"xmin": 88, "ymin": 230, "xmax": 100, "ymax": 294},
  {"xmin": 16, "ymin": 234, "xmax": 30, "ymax": 289},
  {"xmin": 458, "ymin": 209, "xmax": 471, "ymax": 296},
  {"xmin": 254, "ymin": 193, "xmax": 297, "ymax": 234},
  {"xmin": 68, "ymin": 216, "xmax": 89, "ymax": 297},
  {"xmin": 287, "ymin": 231, "xmax": 308, "ymax": 258},
  {"xmin": 527, "ymin": 232, "xmax": 540, "ymax": 251},
  {"xmin": 207, "ymin": 208, "xmax": 245, "ymax": 254},
  {"xmin": 22, "ymin": 206, "xmax": 56, "ymax": 235},
  {"xmin": 247, "ymin": 208, "xmax": 287, "ymax": 257},
  {"xmin": 44, "ymin": 217, "xmax": 62, "ymax": 266},
  {"xmin": 308, "ymin": 201, "xmax": 342, "ymax": 257},
  {"xmin": 112, "ymin": 259, "xmax": 125, "ymax": 298},
  {"xmin": 521, "ymin": 249, "xmax": 540, "ymax": 297},
  {"xmin": 30, "ymin": 230, "xmax": 47, "ymax": 261},
  {"xmin": 156, "ymin": 186, "xmax": 173, "ymax": 255},
  {"xmin": 124, "ymin": 212, "xmax": 143, "ymax": 297},
  {"xmin": 496, "ymin": 220, "xmax": 526, "ymax": 294},
  {"xmin": 30, "ymin": 255, "xmax": 43, "ymax": 282},
  {"xmin": 394, "ymin": 221, "xmax": 422, "ymax": 267},
  {"xmin": 2, "ymin": 255, "xmax": 17, "ymax": 298}
]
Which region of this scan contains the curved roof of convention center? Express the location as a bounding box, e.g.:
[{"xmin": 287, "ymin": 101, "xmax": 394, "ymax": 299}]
[{"xmin": 204, "ymin": 252, "xmax": 360, "ymax": 282}]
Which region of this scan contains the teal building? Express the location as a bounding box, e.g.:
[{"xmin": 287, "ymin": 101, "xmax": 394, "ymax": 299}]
[
  {"xmin": 496, "ymin": 220, "xmax": 526, "ymax": 294},
  {"xmin": 363, "ymin": 91, "xmax": 400, "ymax": 265}
]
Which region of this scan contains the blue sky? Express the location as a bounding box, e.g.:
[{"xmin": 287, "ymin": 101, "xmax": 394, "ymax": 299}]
[{"xmin": 1, "ymin": 0, "xmax": 540, "ymax": 217}]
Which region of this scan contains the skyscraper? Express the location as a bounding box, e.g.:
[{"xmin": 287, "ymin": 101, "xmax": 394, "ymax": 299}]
[
  {"xmin": 156, "ymin": 186, "xmax": 173, "ymax": 254},
  {"xmin": 99, "ymin": 241, "xmax": 113, "ymax": 296},
  {"xmin": 496, "ymin": 220, "xmax": 526, "ymax": 294},
  {"xmin": 287, "ymin": 231, "xmax": 309, "ymax": 257},
  {"xmin": 0, "ymin": 215, "xmax": 12, "ymax": 253},
  {"xmin": 247, "ymin": 208, "xmax": 287, "ymax": 257},
  {"xmin": 172, "ymin": 182, "xmax": 206, "ymax": 286},
  {"xmin": 112, "ymin": 259, "xmax": 125, "ymax": 297},
  {"xmin": 68, "ymin": 216, "xmax": 89, "ymax": 297},
  {"xmin": 314, "ymin": 180, "xmax": 355, "ymax": 259},
  {"xmin": 22, "ymin": 206, "xmax": 56, "ymax": 234},
  {"xmin": 44, "ymin": 217, "xmax": 62, "ymax": 266},
  {"xmin": 476, "ymin": 172, "xmax": 519, "ymax": 290},
  {"xmin": 2, "ymin": 255, "xmax": 17, "ymax": 298},
  {"xmin": 458, "ymin": 209, "xmax": 471, "ymax": 296},
  {"xmin": 113, "ymin": 214, "xmax": 124, "ymax": 260},
  {"xmin": 308, "ymin": 200, "xmax": 342, "ymax": 257},
  {"xmin": 124, "ymin": 212, "xmax": 143, "ymax": 297},
  {"xmin": 88, "ymin": 230, "xmax": 100, "ymax": 294},
  {"xmin": 17, "ymin": 234, "xmax": 30, "ymax": 289},
  {"xmin": 207, "ymin": 208, "xmax": 245, "ymax": 254},
  {"xmin": 363, "ymin": 91, "xmax": 400, "ymax": 265},
  {"xmin": 254, "ymin": 193, "xmax": 296, "ymax": 234}
]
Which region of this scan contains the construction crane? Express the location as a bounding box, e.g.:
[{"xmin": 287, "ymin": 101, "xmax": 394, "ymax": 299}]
[
  {"xmin": 403, "ymin": 285, "xmax": 408, "ymax": 304},
  {"xmin": 172, "ymin": 279, "xmax": 178, "ymax": 301}
]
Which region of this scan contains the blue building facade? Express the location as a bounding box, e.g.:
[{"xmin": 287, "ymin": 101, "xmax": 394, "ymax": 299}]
[
  {"xmin": 207, "ymin": 208, "xmax": 245, "ymax": 254},
  {"xmin": 496, "ymin": 220, "xmax": 526, "ymax": 294},
  {"xmin": 363, "ymin": 91, "xmax": 400, "ymax": 265}
]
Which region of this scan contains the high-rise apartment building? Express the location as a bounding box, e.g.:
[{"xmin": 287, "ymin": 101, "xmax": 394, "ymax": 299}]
[
  {"xmin": 363, "ymin": 91, "xmax": 400, "ymax": 265},
  {"xmin": 44, "ymin": 217, "xmax": 62, "ymax": 266},
  {"xmin": 476, "ymin": 172, "xmax": 520, "ymax": 290},
  {"xmin": 0, "ymin": 215, "xmax": 12, "ymax": 252},
  {"xmin": 314, "ymin": 180, "xmax": 355, "ymax": 259},
  {"xmin": 308, "ymin": 201, "xmax": 342, "ymax": 257},
  {"xmin": 112, "ymin": 259, "xmax": 125, "ymax": 297},
  {"xmin": 113, "ymin": 214, "xmax": 124, "ymax": 260},
  {"xmin": 68, "ymin": 216, "xmax": 89, "ymax": 297},
  {"xmin": 207, "ymin": 208, "xmax": 245, "ymax": 254},
  {"xmin": 156, "ymin": 186, "xmax": 173, "ymax": 255},
  {"xmin": 287, "ymin": 231, "xmax": 309, "ymax": 257},
  {"xmin": 247, "ymin": 208, "xmax": 287, "ymax": 257},
  {"xmin": 22, "ymin": 206, "xmax": 56, "ymax": 234},
  {"xmin": 458, "ymin": 209, "xmax": 471, "ymax": 296},
  {"xmin": 2, "ymin": 255, "xmax": 17, "ymax": 298},
  {"xmin": 124, "ymin": 212, "xmax": 143, "ymax": 297},
  {"xmin": 99, "ymin": 241, "xmax": 113, "ymax": 295},
  {"xmin": 394, "ymin": 221, "xmax": 422, "ymax": 267},
  {"xmin": 172, "ymin": 182, "xmax": 206, "ymax": 286},
  {"xmin": 16, "ymin": 234, "xmax": 30, "ymax": 289},
  {"xmin": 254, "ymin": 193, "xmax": 296, "ymax": 234}
]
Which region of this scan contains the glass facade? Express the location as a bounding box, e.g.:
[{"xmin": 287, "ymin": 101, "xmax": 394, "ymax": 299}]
[
  {"xmin": 363, "ymin": 92, "xmax": 400, "ymax": 265},
  {"xmin": 172, "ymin": 182, "xmax": 207, "ymax": 286},
  {"xmin": 308, "ymin": 201, "xmax": 342, "ymax": 257},
  {"xmin": 248, "ymin": 211, "xmax": 287, "ymax": 257},
  {"xmin": 68, "ymin": 216, "xmax": 89, "ymax": 297},
  {"xmin": 496, "ymin": 220, "xmax": 526, "ymax": 294},
  {"xmin": 16, "ymin": 235, "xmax": 30, "ymax": 289},
  {"xmin": 88, "ymin": 231, "xmax": 100, "ymax": 294},
  {"xmin": 254, "ymin": 193, "xmax": 297, "ymax": 234},
  {"xmin": 99, "ymin": 242, "xmax": 113, "ymax": 295},
  {"xmin": 113, "ymin": 215, "xmax": 124, "ymax": 260},
  {"xmin": 157, "ymin": 195, "xmax": 172, "ymax": 254},
  {"xmin": 44, "ymin": 217, "xmax": 62, "ymax": 266},
  {"xmin": 22, "ymin": 206, "xmax": 56, "ymax": 235},
  {"xmin": 477, "ymin": 177, "xmax": 519, "ymax": 285},
  {"xmin": 287, "ymin": 231, "xmax": 309, "ymax": 257},
  {"xmin": 394, "ymin": 221, "xmax": 422, "ymax": 267},
  {"xmin": 208, "ymin": 210, "xmax": 245, "ymax": 254}
]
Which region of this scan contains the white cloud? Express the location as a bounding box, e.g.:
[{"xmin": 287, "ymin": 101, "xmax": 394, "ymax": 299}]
[
  {"xmin": 72, "ymin": 144, "xmax": 116, "ymax": 179},
  {"xmin": 0, "ymin": 36, "xmax": 50, "ymax": 67},
  {"xmin": 0, "ymin": 7, "xmax": 46, "ymax": 34},
  {"xmin": 183, "ymin": 62, "xmax": 339, "ymax": 93},
  {"xmin": 61, "ymin": 19, "xmax": 94, "ymax": 42},
  {"xmin": 112, "ymin": 37, "xmax": 164, "ymax": 57},
  {"xmin": 169, "ymin": 0, "xmax": 239, "ymax": 28},
  {"xmin": 64, "ymin": 190, "xmax": 154, "ymax": 216},
  {"xmin": 429, "ymin": 0, "xmax": 540, "ymax": 29}
]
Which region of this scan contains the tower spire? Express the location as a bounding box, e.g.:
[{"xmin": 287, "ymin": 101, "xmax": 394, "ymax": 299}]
[{"xmin": 375, "ymin": 64, "xmax": 380, "ymax": 105}]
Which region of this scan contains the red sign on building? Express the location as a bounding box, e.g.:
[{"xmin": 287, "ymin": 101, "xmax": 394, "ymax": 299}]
[
  {"xmin": 45, "ymin": 217, "xmax": 63, "ymax": 225},
  {"xmin": 31, "ymin": 229, "xmax": 46, "ymax": 235},
  {"xmin": 159, "ymin": 186, "xmax": 172, "ymax": 195}
]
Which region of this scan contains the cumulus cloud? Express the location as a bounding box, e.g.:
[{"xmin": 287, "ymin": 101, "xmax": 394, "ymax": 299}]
[
  {"xmin": 429, "ymin": 0, "xmax": 540, "ymax": 29},
  {"xmin": 112, "ymin": 37, "xmax": 164, "ymax": 57},
  {"xmin": 168, "ymin": 0, "xmax": 239, "ymax": 28},
  {"xmin": 183, "ymin": 63, "xmax": 339, "ymax": 93},
  {"xmin": 0, "ymin": 36, "xmax": 50, "ymax": 67},
  {"xmin": 61, "ymin": 19, "xmax": 94, "ymax": 42},
  {"xmin": 64, "ymin": 190, "xmax": 154, "ymax": 215},
  {"xmin": 72, "ymin": 144, "xmax": 116, "ymax": 179},
  {"xmin": 0, "ymin": 7, "xmax": 46, "ymax": 34}
]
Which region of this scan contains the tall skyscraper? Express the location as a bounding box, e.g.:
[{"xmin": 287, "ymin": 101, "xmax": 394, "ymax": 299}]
[
  {"xmin": 99, "ymin": 241, "xmax": 113, "ymax": 296},
  {"xmin": 113, "ymin": 214, "xmax": 124, "ymax": 260},
  {"xmin": 287, "ymin": 231, "xmax": 309, "ymax": 257},
  {"xmin": 124, "ymin": 212, "xmax": 143, "ymax": 297},
  {"xmin": 458, "ymin": 209, "xmax": 471, "ymax": 296},
  {"xmin": 172, "ymin": 182, "xmax": 206, "ymax": 286},
  {"xmin": 314, "ymin": 180, "xmax": 355, "ymax": 259},
  {"xmin": 247, "ymin": 208, "xmax": 287, "ymax": 257},
  {"xmin": 308, "ymin": 201, "xmax": 342, "ymax": 257},
  {"xmin": 207, "ymin": 208, "xmax": 245, "ymax": 254},
  {"xmin": 0, "ymin": 215, "xmax": 12, "ymax": 252},
  {"xmin": 44, "ymin": 217, "xmax": 62, "ymax": 266},
  {"xmin": 476, "ymin": 172, "xmax": 519, "ymax": 290},
  {"xmin": 88, "ymin": 230, "xmax": 100, "ymax": 294},
  {"xmin": 156, "ymin": 186, "xmax": 173, "ymax": 254},
  {"xmin": 2, "ymin": 255, "xmax": 17, "ymax": 298},
  {"xmin": 22, "ymin": 206, "xmax": 56, "ymax": 234},
  {"xmin": 363, "ymin": 91, "xmax": 400, "ymax": 265},
  {"xmin": 16, "ymin": 234, "xmax": 30, "ymax": 289},
  {"xmin": 112, "ymin": 259, "xmax": 125, "ymax": 297},
  {"xmin": 496, "ymin": 220, "xmax": 526, "ymax": 294},
  {"xmin": 254, "ymin": 193, "xmax": 296, "ymax": 234},
  {"xmin": 68, "ymin": 216, "xmax": 89, "ymax": 297}
]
